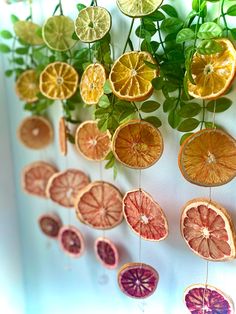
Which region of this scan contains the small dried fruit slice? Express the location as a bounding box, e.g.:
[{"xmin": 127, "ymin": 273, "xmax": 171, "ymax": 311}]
[
  {"xmin": 15, "ymin": 70, "xmax": 39, "ymax": 103},
  {"xmin": 118, "ymin": 262, "xmax": 159, "ymax": 299},
  {"xmin": 117, "ymin": 0, "xmax": 163, "ymax": 17},
  {"xmin": 75, "ymin": 121, "xmax": 111, "ymax": 161},
  {"xmin": 39, "ymin": 62, "xmax": 78, "ymax": 100},
  {"xmin": 184, "ymin": 284, "xmax": 234, "ymax": 314},
  {"xmin": 38, "ymin": 212, "xmax": 62, "ymax": 238},
  {"xmin": 123, "ymin": 189, "xmax": 168, "ymax": 241},
  {"xmin": 14, "ymin": 20, "xmax": 44, "ymax": 45},
  {"xmin": 58, "ymin": 226, "xmax": 85, "ymax": 258},
  {"xmin": 112, "ymin": 120, "xmax": 163, "ymax": 169},
  {"xmin": 95, "ymin": 237, "xmax": 119, "ymax": 269},
  {"xmin": 181, "ymin": 198, "xmax": 236, "ymax": 261},
  {"xmin": 47, "ymin": 169, "xmax": 90, "ymax": 208},
  {"xmin": 18, "ymin": 116, "xmax": 53, "ymax": 150},
  {"xmin": 178, "ymin": 129, "xmax": 236, "ymax": 187},
  {"xmin": 59, "ymin": 117, "xmax": 67, "ymax": 156},
  {"xmin": 80, "ymin": 63, "xmax": 106, "ymax": 105},
  {"xmin": 22, "ymin": 161, "xmax": 57, "ymax": 198},
  {"xmin": 75, "ymin": 181, "xmax": 123, "ymax": 230}
]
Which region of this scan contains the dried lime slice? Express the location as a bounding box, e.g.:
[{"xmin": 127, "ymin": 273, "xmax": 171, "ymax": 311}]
[
  {"xmin": 116, "ymin": 0, "xmax": 163, "ymax": 17},
  {"xmin": 14, "ymin": 21, "xmax": 44, "ymax": 45},
  {"xmin": 75, "ymin": 6, "xmax": 111, "ymax": 43}
]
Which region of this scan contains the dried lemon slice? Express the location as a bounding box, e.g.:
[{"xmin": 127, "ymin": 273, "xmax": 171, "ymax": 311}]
[
  {"xmin": 116, "ymin": 0, "xmax": 163, "ymax": 17},
  {"xmin": 14, "ymin": 20, "xmax": 44, "ymax": 45},
  {"xmin": 15, "ymin": 70, "xmax": 39, "ymax": 103}
]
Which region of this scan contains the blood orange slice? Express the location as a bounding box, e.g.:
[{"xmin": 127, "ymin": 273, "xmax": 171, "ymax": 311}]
[
  {"xmin": 181, "ymin": 198, "xmax": 236, "ymax": 261},
  {"xmin": 38, "ymin": 212, "xmax": 62, "ymax": 238},
  {"xmin": 123, "ymin": 189, "xmax": 168, "ymax": 241},
  {"xmin": 58, "ymin": 226, "xmax": 85, "ymax": 258},
  {"xmin": 59, "ymin": 117, "xmax": 67, "ymax": 156},
  {"xmin": 184, "ymin": 284, "xmax": 234, "ymax": 314},
  {"xmin": 47, "ymin": 169, "xmax": 90, "ymax": 208},
  {"xmin": 75, "ymin": 181, "xmax": 123, "ymax": 230},
  {"xmin": 95, "ymin": 237, "xmax": 119, "ymax": 269},
  {"xmin": 22, "ymin": 161, "xmax": 57, "ymax": 198},
  {"xmin": 118, "ymin": 262, "xmax": 159, "ymax": 299}
]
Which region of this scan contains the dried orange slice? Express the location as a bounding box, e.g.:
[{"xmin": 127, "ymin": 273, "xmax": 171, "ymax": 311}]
[
  {"xmin": 15, "ymin": 70, "xmax": 39, "ymax": 103},
  {"xmin": 112, "ymin": 120, "xmax": 163, "ymax": 169},
  {"xmin": 75, "ymin": 181, "xmax": 123, "ymax": 230},
  {"xmin": 75, "ymin": 121, "xmax": 111, "ymax": 161},
  {"xmin": 18, "ymin": 116, "xmax": 53, "ymax": 150},
  {"xmin": 188, "ymin": 39, "xmax": 236, "ymax": 99},
  {"xmin": 58, "ymin": 226, "xmax": 85, "ymax": 258},
  {"xmin": 181, "ymin": 198, "xmax": 236, "ymax": 261},
  {"xmin": 59, "ymin": 117, "xmax": 67, "ymax": 156},
  {"xmin": 22, "ymin": 161, "xmax": 57, "ymax": 198},
  {"xmin": 14, "ymin": 20, "xmax": 44, "ymax": 45},
  {"xmin": 39, "ymin": 62, "xmax": 79, "ymax": 100},
  {"xmin": 95, "ymin": 237, "xmax": 119, "ymax": 269},
  {"xmin": 109, "ymin": 51, "xmax": 158, "ymax": 101},
  {"xmin": 116, "ymin": 0, "xmax": 163, "ymax": 17},
  {"xmin": 47, "ymin": 169, "xmax": 90, "ymax": 208},
  {"xmin": 179, "ymin": 129, "xmax": 236, "ymax": 187},
  {"xmin": 80, "ymin": 63, "xmax": 106, "ymax": 105},
  {"xmin": 38, "ymin": 212, "xmax": 62, "ymax": 238}
]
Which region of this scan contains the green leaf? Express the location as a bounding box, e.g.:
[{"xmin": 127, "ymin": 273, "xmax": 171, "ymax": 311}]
[
  {"xmin": 119, "ymin": 108, "xmax": 135, "ymax": 122},
  {"xmin": 168, "ymin": 110, "xmax": 181, "ymax": 129},
  {"xmin": 227, "ymin": 5, "xmax": 236, "ymax": 16},
  {"xmin": 152, "ymin": 77, "xmax": 164, "ymax": 90},
  {"xmin": 0, "ymin": 43, "xmax": 11, "ymax": 53},
  {"xmin": 67, "ymin": 133, "xmax": 75, "ymax": 144},
  {"xmin": 204, "ymin": 121, "xmax": 221, "ymax": 129},
  {"xmin": 148, "ymin": 10, "xmax": 165, "ymax": 21},
  {"xmin": 140, "ymin": 101, "xmax": 161, "ymax": 113},
  {"xmin": 144, "ymin": 116, "xmax": 162, "ymax": 128},
  {"xmin": 180, "ymin": 133, "xmax": 194, "ymax": 145},
  {"xmin": 72, "ymin": 31, "xmax": 79, "ymax": 40},
  {"xmin": 178, "ymin": 102, "xmax": 201, "ymax": 117},
  {"xmin": 105, "ymin": 156, "xmax": 115, "ymax": 169},
  {"xmin": 231, "ymin": 28, "xmax": 236, "ymax": 40},
  {"xmin": 5, "ymin": 69, "xmax": 13, "ymax": 77},
  {"xmin": 144, "ymin": 60, "xmax": 158, "ymax": 69},
  {"xmin": 98, "ymin": 95, "xmax": 110, "ymax": 108},
  {"xmin": 160, "ymin": 4, "xmax": 178, "ymax": 17},
  {"xmin": 197, "ymin": 22, "xmax": 222, "ymax": 39},
  {"xmin": 176, "ymin": 28, "xmax": 195, "ymax": 43},
  {"xmin": 0, "ymin": 30, "xmax": 13, "ymax": 39},
  {"xmin": 13, "ymin": 57, "xmax": 24, "ymax": 65},
  {"xmin": 11, "ymin": 14, "xmax": 19, "ymax": 24},
  {"xmin": 76, "ymin": 3, "xmax": 86, "ymax": 11},
  {"xmin": 97, "ymin": 118, "xmax": 108, "ymax": 132},
  {"xmin": 15, "ymin": 47, "xmax": 29, "ymax": 55},
  {"xmin": 161, "ymin": 18, "xmax": 183, "ymax": 33},
  {"xmin": 163, "ymin": 97, "xmax": 176, "ymax": 112},
  {"xmin": 197, "ymin": 39, "xmax": 223, "ymax": 55},
  {"xmin": 177, "ymin": 118, "xmax": 200, "ymax": 132},
  {"xmin": 103, "ymin": 80, "xmax": 112, "ymax": 94},
  {"xmin": 206, "ymin": 98, "xmax": 232, "ymax": 112}
]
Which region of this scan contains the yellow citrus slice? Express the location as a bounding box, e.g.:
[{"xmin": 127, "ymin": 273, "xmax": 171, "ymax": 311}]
[
  {"xmin": 80, "ymin": 63, "xmax": 106, "ymax": 105},
  {"xmin": 39, "ymin": 62, "xmax": 79, "ymax": 100},
  {"xmin": 18, "ymin": 116, "xmax": 53, "ymax": 150},
  {"xmin": 59, "ymin": 117, "xmax": 67, "ymax": 156},
  {"xmin": 109, "ymin": 51, "xmax": 158, "ymax": 101},
  {"xmin": 178, "ymin": 129, "xmax": 236, "ymax": 187},
  {"xmin": 15, "ymin": 70, "xmax": 39, "ymax": 103},
  {"xmin": 14, "ymin": 20, "xmax": 44, "ymax": 45},
  {"xmin": 188, "ymin": 39, "xmax": 236, "ymax": 99},
  {"xmin": 75, "ymin": 120, "xmax": 111, "ymax": 161},
  {"xmin": 117, "ymin": 0, "xmax": 163, "ymax": 17},
  {"xmin": 112, "ymin": 120, "xmax": 163, "ymax": 169},
  {"xmin": 75, "ymin": 6, "xmax": 111, "ymax": 43},
  {"xmin": 42, "ymin": 16, "xmax": 76, "ymax": 51}
]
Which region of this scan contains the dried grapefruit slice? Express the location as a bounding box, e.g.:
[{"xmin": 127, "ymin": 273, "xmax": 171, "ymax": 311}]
[
  {"xmin": 178, "ymin": 129, "xmax": 236, "ymax": 187},
  {"xmin": 58, "ymin": 226, "xmax": 85, "ymax": 258},
  {"xmin": 75, "ymin": 181, "xmax": 123, "ymax": 230},
  {"xmin": 123, "ymin": 189, "xmax": 168, "ymax": 241},
  {"xmin": 22, "ymin": 161, "xmax": 57, "ymax": 198},
  {"xmin": 59, "ymin": 117, "xmax": 67, "ymax": 156},
  {"xmin": 47, "ymin": 169, "xmax": 90, "ymax": 208},
  {"xmin": 116, "ymin": 0, "xmax": 163, "ymax": 17},
  {"xmin": 188, "ymin": 39, "xmax": 236, "ymax": 100},
  {"xmin": 109, "ymin": 51, "xmax": 158, "ymax": 101},
  {"xmin": 118, "ymin": 262, "xmax": 159, "ymax": 299},
  {"xmin": 39, "ymin": 62, "xmax": 79, "ymax": 100},
  {"xmin": 14, "ymin": 20, "xmax": 44, "ymax": 45},
  {"xmin": 15, "ymin": 69, "xmax": 39, "ymax": 103},
  {"xmin": 80, "ymin": 63, "xmax": 106, "ymax": 105},
  {"xmin": 112, "ymin": 120, "xmax": 163, "ymax": 169},
  {"xmin": 95, "ymin": 237, "xmax": 119, "ymax": 269},
  {"xmin": 181, "ymin": 198, "xmax": 236, "ymax": 261},
  {"xmin": 38, "ymin": 212, "xmax": 62, "ymax": 238},
  {"xmin": 184, "ymin": 284, "xmax": 234, "ymax": 314},
  {"xmin": 75, "ymin": 121, "xmax": 111, "ymax": 161}
]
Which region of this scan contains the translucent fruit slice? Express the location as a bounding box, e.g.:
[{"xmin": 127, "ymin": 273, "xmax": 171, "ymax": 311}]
[
  {"xmin": 15, "ymin": 70, "xmax": 39, "ymax": 103},
  {"xmin": 42, "ymin": 16, "xmax": 76, "ymax": 51},
  {"xmin": 39, "ymin": 62, "xmax": 79, "ymax": 100},
  {"xmin": 18, "ymin": 116, "xmax": 53, "ymax": 150},
  {"xmin": 22, "ymin": 161, "xmax": 57, "ymax": 198},
  {"xmin": 118, "ymin": 262, "xmax": 159, "ymax": 299},
  {"xmin": 75, "ymin": 6, "xmax": 111, "ymax": 43},
  {"xmin": 95, "ymin": 237, "xmax": 119, "ymax": 269},
  {"xmin": 184, "ymin": 284, "xmax": 234, "ymax": 314},
  {"xmin": 14, "ymin": 20, "xmax": 44, "ymax": 45},
  {"xmin": 59, "ymin": 117, "xmax": 67, "ymax": 156},
  {"xmin": 123, "ymin": 189, "xmax": 168, "ymax": 241},
  {"xmin": 112, "ymin": 120, "xmax": 163, "ymax": 169},
  {"xmin": 181, "ymin": 198, "xmax": 236, "ymax": 261},
  {"xmin": 178, "ymin": 129, "xmax": 236, "ymax": 187},
  {"xmin": 38, "ymin": 212, "xmax": 62, "ymax": 238},
  {"xmin": 58, "ymin": 226, "xmax": 85, "ymax": 258},
  {"xmin": 117, "ymin": 0, "xmax": 163, "ymax": 17},
  {"xmin": 75, "ymin": 181, "xmax": 123, "ymax": 230},
  {"xmin": 47, "ymin": 169, "xmax": 90, "ymax": 208},
  {"xmin": 75, "ymin": 120, "xmax": 111, "ymax": 161}
]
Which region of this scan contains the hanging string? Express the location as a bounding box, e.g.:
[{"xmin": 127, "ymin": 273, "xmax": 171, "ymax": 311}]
[
  {"xmin": 212, "ymin": 100, "xmax": 216, "ymax": 129},
  {"xmin": 202, "ymin": 260, "xmax": 209, "ymax": 314},
  {"xmin": 138, "ymin": 19, "xmax": 142, "ymax": 51},
  {"xmin": 138, "ymin": 169, "xmax": 142, "ymax": 263}
]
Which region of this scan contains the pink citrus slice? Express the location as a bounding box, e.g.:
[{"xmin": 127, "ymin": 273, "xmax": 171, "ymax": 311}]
[
  {"xmin": 95, "ymin": 237, "xmax": 119, "ymax": 269},
  {"xmin": 58, "ymin": 225, "xmax": 85, "ymax": 258},
  {"xmin": 38, "ymin": 212, "xmax": 62, "ymax": 238}
]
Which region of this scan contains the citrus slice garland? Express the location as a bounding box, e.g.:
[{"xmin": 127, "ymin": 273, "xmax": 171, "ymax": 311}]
[
  {"xmin": 118, "ymin": 262, "xmax": 159, "ymax": 299},
  {"xmin": 39, "ymin": 62, "xmax": 79, "ymax": 100},
  {"xmin": 181, "ymin": 198, "xmax": 236, "ymax": 261},
  {"xmin": 15, "ymin": 70, "xmax": 39, "ymax": 103},
  {"xmin": 184, "ymin": 284, "xmax": 234, "ymax": 314},
  {"xmin": 75, "ymin": 6, "xmax": 111, "ymax": 43},
  {"xmin": 178, "ymin": 129, "xmax": 236, "ymax": 187},
  {"xmin": 109, "ymin": 51, "xmax": 158, "ymax": 101},
  {"xmin": 75, "ymin": 181, "xmax": 123, "ymax": 230},
  {"xmin": 42, "ymin": 16, "xmax": 76, "ymax": 51},
  {"xmin": 22, "ymin": 161, "xmax": 57, "ymax": 198},
  {"xmin": 188, "ymin": 39, "xmax": 236, "ymax": 100},
  {"xmin": 116, "ymin": 0, "xmax": 163, "ymax": 17},
  {"xmin": 75, "ymin": 120, "xmax": 111, "ymax": 161},
  {"xmin": 58, "ymin": 226, "xmax": 85, "ymax": 258},
  {"xmin": 59, "ymin": 117, "xmax": 67, "ymax": 156},
  {"xmin": 112, "ymin": 120, "xmax": 163, "ymax": 169},
  {"xmin": 95, "ymin": 237, "xmax": 119, "ymax": 269},
  {"xmin": 80, "ymin": 63, "xmax": 106, "ymax": 105},
  {"xmin": 38, "ymin": 213, "xmax": 62, "ymax": 238},
  {"xmin": 18, "ymin": 116, "xmax": 53, "ymax": 150},
  {"xmin": 14, "ymin": 20, "xmax": 44, "ymax": 45},
  {"xmin": 123, "ymin": 189, "xmax": 168, "ymax": 241},
  {"xmin": 47, "ymin": 169, "xmax": 90, "ymax": 208}
]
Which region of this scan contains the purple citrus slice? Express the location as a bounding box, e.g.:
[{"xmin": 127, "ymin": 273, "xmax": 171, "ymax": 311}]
[
  {"xmin": 58, "ymin": 226, "xmax": 85, "ymax": 258},
  {"xmin": 95, "ymin": 237, "xmax": 119, "ymax": 269},
  {"xmin": 38, "ymin": 212, "xmax": 62, "ymax": 238}
]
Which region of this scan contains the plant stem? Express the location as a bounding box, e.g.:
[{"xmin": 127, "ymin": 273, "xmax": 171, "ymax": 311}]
[
  {"xmin": 59, "ymin": 0, "xmax": 63, "ymax": 15},
  {"xmin": 28, "ymin": 0, "xmax": 33, "ymax": 20},
  {"xmin": 193, "ymin": 0, "xmax": 202, "ymax": 48},
  {"xmin": 156, "ymin": 21, "xmax": 168, "ymax": 59},
  {"xmin": 200, "ymin": 100, "xmax": 206, "ymax": 130},
  {"xmin": 11, "ymin": 36, "xmax": 16, "ymax": 73},
  {"xmin": 123, "ymin": 18, "xmax": 134, "ymax": 54},
  {"xmin": 221, "ymin": 0, "xmax": 229, "ymax": 36},
  {"xmin": 132, "ymin": 102, "xmax": 142, "ymax": 119}
]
